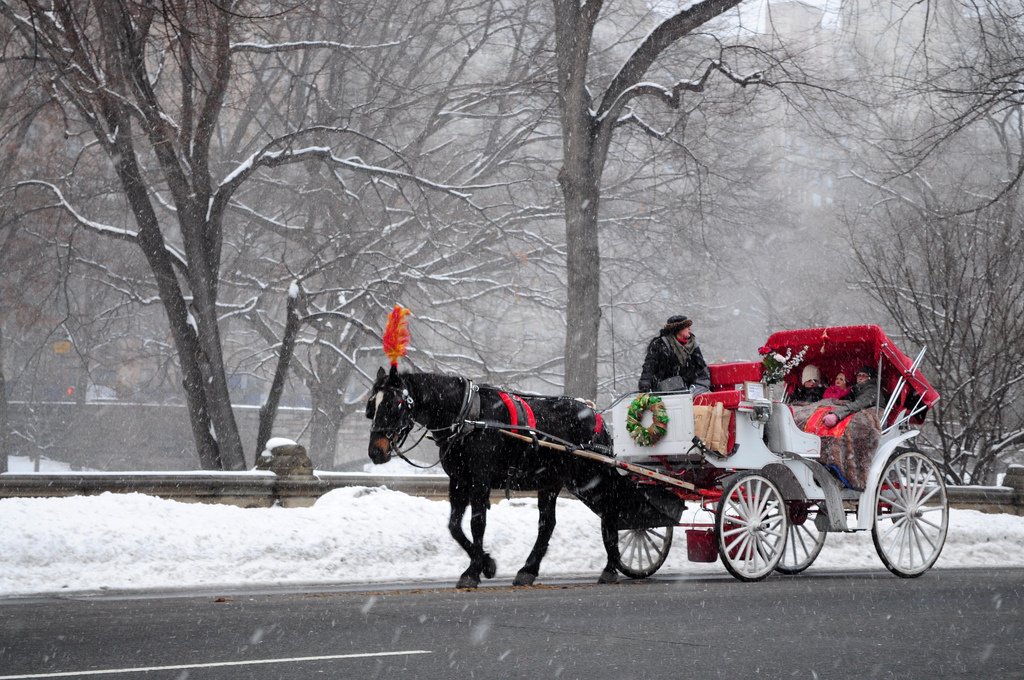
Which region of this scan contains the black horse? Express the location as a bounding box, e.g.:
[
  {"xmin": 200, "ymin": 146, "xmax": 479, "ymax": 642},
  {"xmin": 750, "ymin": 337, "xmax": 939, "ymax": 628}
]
[{"xmin": 366, "ymin": 366, "xmax": 630, "ymax": 588}]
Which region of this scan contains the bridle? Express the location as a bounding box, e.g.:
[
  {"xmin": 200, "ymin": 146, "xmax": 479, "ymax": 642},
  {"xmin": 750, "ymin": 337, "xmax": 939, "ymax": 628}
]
[
  {"xmin": 369, "ymin": 376, "xmax": 478, "ymax": 466},
  {"xmin": 369, "ymin": 382, "xmax": 418, "ymax": 458}
]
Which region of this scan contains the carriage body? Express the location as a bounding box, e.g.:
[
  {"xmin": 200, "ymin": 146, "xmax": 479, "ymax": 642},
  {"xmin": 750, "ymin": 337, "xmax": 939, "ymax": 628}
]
[
  {"xmin": 365, "ymin": 320, "xmax": 948, "ymax": 587},
  {"xmin": 605, "ymin": 325, "xmax": 949, "ymax": 582}
]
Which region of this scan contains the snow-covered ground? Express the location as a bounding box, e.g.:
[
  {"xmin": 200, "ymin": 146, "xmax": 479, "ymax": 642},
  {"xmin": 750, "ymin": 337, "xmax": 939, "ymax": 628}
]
[{"xmin": 2, "ymin": 477, "xmax": 1023, "ymax": 598}]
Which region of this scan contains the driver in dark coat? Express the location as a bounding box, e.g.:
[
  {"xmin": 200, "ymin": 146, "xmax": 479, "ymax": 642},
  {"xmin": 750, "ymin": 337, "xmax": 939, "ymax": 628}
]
[{"xmin": 637, "ymin": 315, "xmax": 711, "ymax": 394}]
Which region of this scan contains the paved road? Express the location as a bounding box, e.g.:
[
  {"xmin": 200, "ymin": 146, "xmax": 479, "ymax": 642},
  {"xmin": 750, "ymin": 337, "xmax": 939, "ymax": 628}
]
[{"xmin": 1, "ymin": 568, "xmax": 1021, "ymax": 679}]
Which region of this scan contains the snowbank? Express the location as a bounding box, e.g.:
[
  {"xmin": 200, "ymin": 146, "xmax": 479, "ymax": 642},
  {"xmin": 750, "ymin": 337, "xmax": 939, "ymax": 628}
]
[{"xmin": 2, "ymin": 488, "xmax": 1022, "ymax": 597}]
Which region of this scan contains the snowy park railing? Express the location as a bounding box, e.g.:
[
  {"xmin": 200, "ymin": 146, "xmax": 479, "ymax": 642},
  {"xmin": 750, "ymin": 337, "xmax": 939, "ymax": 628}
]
[
  {"xmin": 0, "ymin": 470, "xmax": 452, "ymax": 507},
  {"xmin": 1, "ymin": 466, "xmax": 1023, "ymax": 514}
]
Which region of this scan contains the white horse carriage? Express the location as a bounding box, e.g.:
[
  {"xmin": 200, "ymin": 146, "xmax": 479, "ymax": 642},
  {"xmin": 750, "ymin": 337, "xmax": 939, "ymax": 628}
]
[{"xmin": 601, "ymin": 325, "xmax": 948, "ymax": 582}]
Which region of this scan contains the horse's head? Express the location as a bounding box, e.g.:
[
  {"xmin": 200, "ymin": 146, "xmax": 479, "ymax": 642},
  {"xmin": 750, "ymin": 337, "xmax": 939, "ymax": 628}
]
[{"xmin": 366, "ymin": 365, "xmax": 416, "ymax": 464}]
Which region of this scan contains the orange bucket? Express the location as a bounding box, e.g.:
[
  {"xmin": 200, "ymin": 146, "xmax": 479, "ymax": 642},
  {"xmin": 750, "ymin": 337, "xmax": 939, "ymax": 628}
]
[{"xmin": 686, "ymin": 528, "xmax": 718, "ymax": 563}]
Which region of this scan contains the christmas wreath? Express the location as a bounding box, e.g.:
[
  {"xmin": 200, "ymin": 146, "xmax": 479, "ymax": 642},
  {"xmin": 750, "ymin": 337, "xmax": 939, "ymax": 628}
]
[{"xmin": 625, "ymin": 393, "xmax": 670, "ymax": 446}]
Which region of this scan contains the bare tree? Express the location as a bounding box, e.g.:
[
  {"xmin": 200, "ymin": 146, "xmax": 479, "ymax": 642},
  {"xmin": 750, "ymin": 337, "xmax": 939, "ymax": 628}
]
[
  {"xmin": 550, "ymin": 0, "xmax": 791, "ymax": 398},
  {"xmin": 851, "ymin": 194, "xmax": 1024, "ymax": 484},
  {"xmin": 218, "ymin": 0, "xmax": 568, "ymax": 464},
  {"xmin": 826, "ymin": 0, "xmax": 1024, "ymax": 483},
  {"xmin": 0, "ymin": 0, "xmax": 488, "ymax": 469}
]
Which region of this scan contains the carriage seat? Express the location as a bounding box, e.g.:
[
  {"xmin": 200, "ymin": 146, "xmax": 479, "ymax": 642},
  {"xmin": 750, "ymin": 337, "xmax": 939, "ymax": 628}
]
[
  {"xmin": 708, "ymin": 361, "xmax": 762, "ymax": 391},
  {"xmin": 765, "ymin": 401, "xmax": 820, "ymax": 458}
]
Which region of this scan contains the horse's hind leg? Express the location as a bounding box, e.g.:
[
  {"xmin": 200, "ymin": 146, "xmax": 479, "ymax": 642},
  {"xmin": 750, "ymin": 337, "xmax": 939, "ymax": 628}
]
[
  {"xmin": 448, "ymin": 490, "xmax": 472, "ymax": 550},
  {"xmin": 514, "ymin": 487, "xmax": 559, "ymax": 586},
  {"xmin": 448, "ymin": 486, "xmax": 476, "ymax": 588},
  {"xmin": 598, "ymin": 516, "xmax": 620, "ymax": 584}
]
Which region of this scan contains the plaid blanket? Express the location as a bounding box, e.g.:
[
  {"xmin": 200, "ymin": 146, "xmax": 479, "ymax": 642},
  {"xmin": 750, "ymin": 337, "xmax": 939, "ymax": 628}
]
[{"xmin": 791, "ymin": 400, "xmax": 881, "ymax": 490}]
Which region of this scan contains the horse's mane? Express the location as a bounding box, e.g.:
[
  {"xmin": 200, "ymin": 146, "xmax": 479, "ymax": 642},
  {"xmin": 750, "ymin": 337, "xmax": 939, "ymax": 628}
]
[{"xmin": 402, "ymin": 371, "xmax": 572, "ymax": 404}]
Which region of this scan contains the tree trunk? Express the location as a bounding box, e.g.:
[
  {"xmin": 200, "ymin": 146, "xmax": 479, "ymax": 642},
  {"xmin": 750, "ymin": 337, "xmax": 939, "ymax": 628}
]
[
  {"xmin": 560, "ymin": 171, "xmax": 603, "ymax": 400},
  {"xmin": 551, "ymin": 0, "xmax": 748, "ymax": 400},
  {"xmin": 0, "ymin": 329, "xmax": 8, "ymax": 473},
  {"xmin": 308, "ymin": 396, "xmax": 345, "ymax": 471},
  {"xmin": 256, "ymin": 289, "xmax": 302, "ymax": 455},
  {"xmin": 113, "ymin": 132, "xmax": 227, "ymax": 470}
]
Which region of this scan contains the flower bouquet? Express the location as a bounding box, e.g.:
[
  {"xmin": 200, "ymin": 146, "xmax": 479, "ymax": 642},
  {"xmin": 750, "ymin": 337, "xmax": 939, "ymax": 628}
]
[{"xmin": 758, "ymin": 344, "xmax": 808, "ymax": 384}]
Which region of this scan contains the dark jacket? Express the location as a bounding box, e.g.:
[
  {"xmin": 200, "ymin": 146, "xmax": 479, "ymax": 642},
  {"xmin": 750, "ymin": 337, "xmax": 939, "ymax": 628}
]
[
  {"xmin": 832, "ymin": 378, "xmax": 886, "ymax": 421},
  {"xmin": 638, "ymin": 333, "xmax": 711, "ymax": 393},
  {"xmin": 790, "ymin": 384, "xmax": 825, "ymax": 403}
]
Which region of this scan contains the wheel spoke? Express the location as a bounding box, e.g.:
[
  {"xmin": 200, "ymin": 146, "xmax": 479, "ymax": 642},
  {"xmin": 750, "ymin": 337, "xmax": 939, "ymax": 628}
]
[
  {"xmin": 792, "ymin": 526, "xmax": 811, "ymax": 558},
  {"xmin": 645, "ymin": 528, "xmax": 668, "ymax": 542},
  {"xmin": 639, "ymin": 534, "xmax": 655, "ymax": 568},
  {"xmin": 912, "ymin": 519, "xmax": 938, "ymax": 552},
  {"xmin": 879, "ymin": 487, "xmax": 909, "ymax": 513},
  {"xmin": 753, "ymin": 480, "xmax": 771, "ymax": 519},
  {"xmin": 623, "ymin": 533, "xmax": 637, "ymax": 565},
  {"xmin": 917, "ymin": 485, "xmax": 941, "ymax": 506},
  {"xmin": 731, "ymin": 532, "xmax": 752, "ymax": 562},
  {"xmin": 722, "ymin": 522, "xmax": 748, "ymax": 538}
]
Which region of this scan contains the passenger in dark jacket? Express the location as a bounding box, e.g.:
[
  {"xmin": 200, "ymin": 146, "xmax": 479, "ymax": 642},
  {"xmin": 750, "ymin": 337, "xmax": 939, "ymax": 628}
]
[
  {"xmin": 790, "ymin": 364, "xmax": 825, "ymax": 403},
  {"xmin": 637, "ymin": 315, "xmax": 711, "ymax": 394},
  {"xmin": 823, "ymin": 366, "xmax": 886, "ymax": 426}
]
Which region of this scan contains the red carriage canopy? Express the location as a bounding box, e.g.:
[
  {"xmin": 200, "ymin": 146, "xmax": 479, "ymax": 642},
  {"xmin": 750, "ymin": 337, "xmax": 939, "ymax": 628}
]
[{"xmin": 762, "ymin": 324, "xmax": 940, "ymax": 424}]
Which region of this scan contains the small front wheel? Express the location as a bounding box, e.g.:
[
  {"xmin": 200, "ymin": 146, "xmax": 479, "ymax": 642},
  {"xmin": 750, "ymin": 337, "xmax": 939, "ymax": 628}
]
[
  {"xmin": 603, "ymin": 525, "xmax": 673, "ymax": 579},
  {"xmin": 716, "ymin": 474, "xmax": 788, "ymax": 581},
  {"xmin": 776, "ymin": 501, "xmax": 827, "ymax": 575},
  {"xmin": 872, "ymin": 450, "xmax": 948, "ymax": 577}
]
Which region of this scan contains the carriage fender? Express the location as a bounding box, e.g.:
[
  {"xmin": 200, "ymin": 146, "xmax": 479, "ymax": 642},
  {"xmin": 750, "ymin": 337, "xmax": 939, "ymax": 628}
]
[
  {"xmin": 723, "ymin": 464, "xmax": 806, "ymax": 502},
  {"xmin": 854, "ymin": 430, "xmax": 921, "ymax": 530}
]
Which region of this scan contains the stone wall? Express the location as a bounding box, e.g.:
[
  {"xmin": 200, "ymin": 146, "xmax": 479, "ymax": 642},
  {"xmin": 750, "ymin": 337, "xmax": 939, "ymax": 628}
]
[{"xmin": 5, "ymin": 401, "xmax": 370, "ymax": 471}]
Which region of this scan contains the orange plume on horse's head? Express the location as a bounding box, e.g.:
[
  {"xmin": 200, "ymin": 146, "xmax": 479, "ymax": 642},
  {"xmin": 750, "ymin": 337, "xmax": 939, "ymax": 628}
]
[{"xmin": 382, "ymin": 304, "xmax": 411, "ymax": 366}]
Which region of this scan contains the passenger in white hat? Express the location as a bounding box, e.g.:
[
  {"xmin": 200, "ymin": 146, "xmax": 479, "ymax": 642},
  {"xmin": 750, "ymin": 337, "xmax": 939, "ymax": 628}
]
[{"xmin": 790, "ymin": 364, "xmax": 825, "ymax": 403}]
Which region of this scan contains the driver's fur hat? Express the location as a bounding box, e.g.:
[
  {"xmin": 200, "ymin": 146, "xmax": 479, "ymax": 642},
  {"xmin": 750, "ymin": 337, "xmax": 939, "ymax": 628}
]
[{"xmin": 661, "ymin": 315, "xmax": 692, "ymax": 335}]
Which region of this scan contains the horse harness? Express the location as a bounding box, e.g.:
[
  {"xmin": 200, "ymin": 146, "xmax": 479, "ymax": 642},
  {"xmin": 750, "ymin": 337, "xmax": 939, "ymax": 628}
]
[{"xmin": 381, "ymin": 376, "xmax": 605, "ymax": 475}]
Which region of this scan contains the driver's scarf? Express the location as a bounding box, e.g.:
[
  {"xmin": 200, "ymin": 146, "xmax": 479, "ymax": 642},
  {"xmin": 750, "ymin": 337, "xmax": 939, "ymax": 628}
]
[{"xmin": 663, "ymin": 333, "xmax": 696, "ymax": 368}]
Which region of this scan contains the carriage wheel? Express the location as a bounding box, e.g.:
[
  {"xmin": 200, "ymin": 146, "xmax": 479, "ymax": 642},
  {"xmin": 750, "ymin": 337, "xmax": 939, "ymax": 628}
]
[
  {"xmin": 872, "ymin": 450, "xmax": 948, "ymax": 578},
  {"xmin": 604, "ymin": 525, "xmax": 674, "ymax": 579},
  {"xmin": 716, "ymin": 474, "xmax": 788, "ymax": 582},
  {"xmin": 776, "ymin": 501, "xmax": 827, "ymax": 575}
]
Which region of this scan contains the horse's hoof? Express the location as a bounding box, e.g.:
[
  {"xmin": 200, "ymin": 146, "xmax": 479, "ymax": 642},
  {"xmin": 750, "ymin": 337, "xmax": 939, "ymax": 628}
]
[
  {"xmin": 456, "ymin": 574, "xmax": 480, "ymax": 589},
  {"xmin": 513, "ymin": 571, "xmax": 536, "ymax": 587},
  {"xmin": 482, "ymin": 554, "xmax": 497, "ymax": 580},
  {"xmin": 597, "ymin": 568, "xmax": 619, "ymax": 584}
]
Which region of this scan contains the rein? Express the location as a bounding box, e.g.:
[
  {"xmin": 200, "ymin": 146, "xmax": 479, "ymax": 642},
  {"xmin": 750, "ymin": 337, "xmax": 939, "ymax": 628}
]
[{"xmin": 393, "ymin": 428, "xmax": 437, "ymax": 468}]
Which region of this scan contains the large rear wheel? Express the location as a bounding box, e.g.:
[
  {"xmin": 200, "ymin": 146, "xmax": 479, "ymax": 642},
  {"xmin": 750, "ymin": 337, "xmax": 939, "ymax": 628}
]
[
  {"xmin": 603, "ymin": 525, "xmax": 674, "ymax": 579},
  {"xmin": 716, "ymin": 474, "xmax": 788, "ymax": 581},
  {"xmin": 872, "ymin": 450, "xmax": 948, "ymax": 577}
]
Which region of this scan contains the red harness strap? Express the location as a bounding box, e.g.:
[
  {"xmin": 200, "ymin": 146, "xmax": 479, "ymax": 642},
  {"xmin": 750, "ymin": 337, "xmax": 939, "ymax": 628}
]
[
  {"xmin": 498, "ymin": 392, "xmax": 536, "ymax": 429},
  {"xmin": 805, "ymin": 405, "xmax": 853, "ymax": 438}
]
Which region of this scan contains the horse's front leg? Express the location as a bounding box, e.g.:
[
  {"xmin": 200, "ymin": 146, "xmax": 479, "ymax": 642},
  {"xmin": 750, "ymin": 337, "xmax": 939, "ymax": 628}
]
[
  {"xmin": 454, "ymin": 484, "xmax": 495, "ymax": 589},
  {"xmin": 514, "ymin": 487, "xmax": 559, "ymax": 586},
  {"xmin": 598, "ymin": 515, "xmax": 620, "ymax": 584}
]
